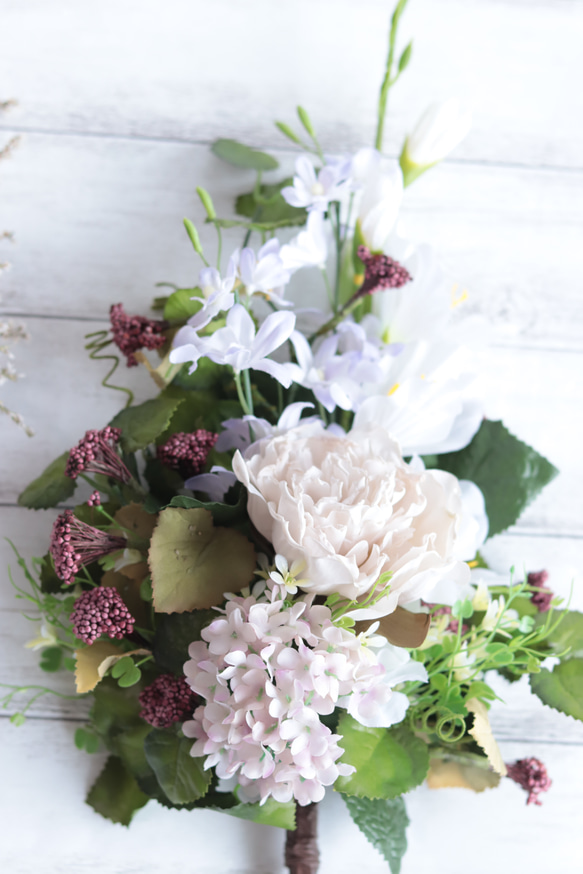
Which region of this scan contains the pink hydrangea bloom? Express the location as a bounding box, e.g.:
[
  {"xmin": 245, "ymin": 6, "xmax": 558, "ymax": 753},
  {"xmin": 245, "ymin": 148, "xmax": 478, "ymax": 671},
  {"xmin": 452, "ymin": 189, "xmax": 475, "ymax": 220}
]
[{"xmin": 183, "ymin": 580, "xmax": 426, "ymax": 806}]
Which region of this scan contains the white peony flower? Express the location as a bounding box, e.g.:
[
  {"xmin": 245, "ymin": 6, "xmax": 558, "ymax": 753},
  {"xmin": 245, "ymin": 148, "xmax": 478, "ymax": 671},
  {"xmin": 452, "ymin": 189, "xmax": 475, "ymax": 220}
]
[{"xmin": 232, "ymin": 421, "xmax": 470, "ymax": 616}]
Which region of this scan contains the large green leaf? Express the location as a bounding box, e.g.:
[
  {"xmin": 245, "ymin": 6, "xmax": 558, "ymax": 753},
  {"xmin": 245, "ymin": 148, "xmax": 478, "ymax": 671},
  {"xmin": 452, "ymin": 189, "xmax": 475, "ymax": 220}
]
[
  {"xmin": 435, "ymin": 420, "xmax": 558, "ymax": 537},
  {"xmin": 144, "ymin": 729, "xmax": 211, "ymax": 805},
  {"xmin": 149, "ymin": 507, "xmax": 256, "ymax": 613},
  {"xmin": 18, "ymin": 451, "xmax": 76, "ymax": 509},
  {"xmin": 235, "ymin": 178, "xmax": 307, "ymax": 226},
  {"xmin": 211, "ymin": 138, "xmax": 279, "ymax": 171},
  {"xmin": 163, "ymin": 288, "xmax": 203, "ymax": 323},
  {"xmin": 343, "ymin": 795, "xmax": 409, "ymax": 874},
  {"xmin": 86, "ymin": 755, "xmax": 149, "ymax": 825},
  {"xmin": 214, "ymin": 798, "xmax": 296, "ymax": 830},
  {"xmin": 530, "ymin": 658, "xmax": 583, "ymax": 721},
  {"xmin": 156, "ymin": 386, "xmax": 240, "ymax": 440},
  {"xmin": 536, "ymin": 611, "xmax": 583, "ymax": 659},
  {"xmin": 335, "ymin": 716, "xmax": 429, "ymax": 799},
  {"xmin": 110, "ymin": 397, "xmax": 185, "ymax": 452},
  {"xmin": 153, "ymin": 609, "xmax": 217, "ymax": 674}
]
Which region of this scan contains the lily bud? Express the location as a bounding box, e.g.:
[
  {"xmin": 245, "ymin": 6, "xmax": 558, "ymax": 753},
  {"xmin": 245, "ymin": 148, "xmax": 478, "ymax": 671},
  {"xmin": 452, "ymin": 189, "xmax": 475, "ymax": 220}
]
[{"xmin": 400, "ymin": 99, "xmax": 472, "ymax": 186}]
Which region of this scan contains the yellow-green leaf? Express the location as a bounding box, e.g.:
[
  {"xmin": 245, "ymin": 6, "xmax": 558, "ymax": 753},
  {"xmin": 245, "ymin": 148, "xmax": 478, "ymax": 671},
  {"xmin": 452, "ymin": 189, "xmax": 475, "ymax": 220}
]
[{"xmin": 149, "ymin": 507, "xmax": 256, "ymax": 613}]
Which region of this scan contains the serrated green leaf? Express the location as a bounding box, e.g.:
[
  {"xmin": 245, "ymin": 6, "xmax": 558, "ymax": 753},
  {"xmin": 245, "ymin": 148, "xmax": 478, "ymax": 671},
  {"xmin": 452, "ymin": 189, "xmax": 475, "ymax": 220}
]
[
  {"xmin": 211, "ymin": 138, "xmax": 279, "ymax": 171},
  {"xmin": 149, "ymin": 507, "xmax": 256, "ymax": 613},
  {"xmin": 86, "ymin": 755, "xmax": 149, "ymax": 825},
  {"xmin": 343, "ymin": 795, "xmax": 409, "ymax": 874},
  {"xmin": 156, "ymin": 387, "xmax": 240, "ymax": 440},
  {"xmin": 166, "ymin": 482, "xmax": 247, "ymax": 525},
  {"xmin": 335, "ymin": 716, "xmax": 429, "ymax": 799},
  {"xmin": 537, "ymin": 611, "xmax": 583, "ymax": 659},
  {"xmin": 218, "ymin": 798, "xmax": 296, "ymax": 829},
  {"xmin": 144, "ymin": 729, "xmax": 211, "ymax": 805},
  {"xmin": 17, "ymin": 451, "xmax": 77, "ymax": 509},
  {"xmin": 530, "ymin": 658, "xmax": 583, "ymax": 721},
  {"xmin": 153, "ymin": 609, "xmax": 217, "ymax": 674},
  {"xmin": 235, "ymin": 178, "xmax": 307, "ymax": 226},
  {"xmin": 110, "ymin": 397, "xmax": 185, "ymax": 452},
  {"xmin": 436, "ymin": 420, "xmax": 558, "ymax": 537},
  {"xmin": 163, "ymin": 288, "xmax": 203, "ymax": 324}
]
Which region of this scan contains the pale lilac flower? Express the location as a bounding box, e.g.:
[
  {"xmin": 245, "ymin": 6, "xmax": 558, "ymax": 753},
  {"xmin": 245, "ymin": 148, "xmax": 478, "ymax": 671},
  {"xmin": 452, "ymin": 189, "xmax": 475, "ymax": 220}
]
[
  {"xmin": 215, "ymin": 402, "xmax": 316, "ymax": 453},
  {"xmin": 186, "ymin": 258, "xmax": 238, "ymax": 332},
  {"xmin": 282, "ymin": 156, "xmax": 350, "ymax": 212},
  {"xmin": 184, "ymin": 465, "xmax": 238, "ymax": 501},
  {"xmin": 173, "ymin": 305, "xmax": 297, "ymax": 386},
  {"xmin": 235, "ymin": 240, "xmax": 291, "ymax": 306},
  {"xmin": 280, "ymin": 211, "xmax": 328, "ymax": 272}
]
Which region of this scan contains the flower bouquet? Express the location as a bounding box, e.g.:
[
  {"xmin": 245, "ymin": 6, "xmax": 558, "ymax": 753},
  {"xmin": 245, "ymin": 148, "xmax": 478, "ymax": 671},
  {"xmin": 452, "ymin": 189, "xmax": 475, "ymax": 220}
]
[{"xmin": 6, "ymin": 3, "xmax": 581, "ymax": 872}]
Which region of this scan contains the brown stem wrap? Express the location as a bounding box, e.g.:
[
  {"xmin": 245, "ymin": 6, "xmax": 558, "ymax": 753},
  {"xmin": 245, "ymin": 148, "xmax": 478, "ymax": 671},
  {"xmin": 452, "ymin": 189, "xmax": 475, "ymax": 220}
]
[{"xmin": 285, "ymin": 802, "xmax": 320, "ymax": 874}]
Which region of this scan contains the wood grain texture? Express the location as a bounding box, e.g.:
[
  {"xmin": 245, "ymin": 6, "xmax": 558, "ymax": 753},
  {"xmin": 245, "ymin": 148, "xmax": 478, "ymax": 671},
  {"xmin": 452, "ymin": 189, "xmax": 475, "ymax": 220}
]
[
  {"xmin": 0, "ymin": 0, "xmax": 581, "ymax": 169},
  {"xmin": 0, "ymin": 0, "xmax": 582, "ymax": 870}
]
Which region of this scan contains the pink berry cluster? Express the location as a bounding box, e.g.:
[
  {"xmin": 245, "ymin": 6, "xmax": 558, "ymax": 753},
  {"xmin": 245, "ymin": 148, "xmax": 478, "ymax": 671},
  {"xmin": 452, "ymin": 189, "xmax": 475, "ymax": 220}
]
[
  {"xmin": 139, "ymin": 674, "xmax": 198, "ymax": 728},
  {"xmin": 507, "ymin": 757, "xmax": 552, "ymax": 806},
  {"xmin": 70, "ymin": 586, "xmax": 135, "ymax": 644},
  {"xmin": 528, "ymin": 570, "xmax": 553, "ymax": 613},
  {"xmin": 183, "ymin": 580, "xmax": 423, "ymax": 807},
  {"xmin": 356, "ymin": 245, "xmax": 411, "ymax": 297},
  {"xmin": 109, "ymin": 302, "xmax": 167, "ymax": 367},
  {"xmin": 65, "ymin": 426, "xmax": 131, "ymax": 483},
  {"xmin": 50, "ymin": 510, "xmax": 126, "ymax": 585},
  {"xmin": 156, "ymin": 430, "xmax": 218, "ymax": 479}
]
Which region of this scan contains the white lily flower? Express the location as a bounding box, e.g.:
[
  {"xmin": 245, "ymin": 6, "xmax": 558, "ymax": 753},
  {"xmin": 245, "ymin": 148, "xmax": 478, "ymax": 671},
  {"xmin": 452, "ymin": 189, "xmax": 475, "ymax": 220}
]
[
  {"xmin": 280, "ymin": 211, "xmax": 328, "ymax": 272},
  {"xmin": 351, "ymin": 148, "xmax": 403, "ymax": 252},
  {"xmin": 200, "ymin": 305, "xmax": 297, "ymax": 386},
  {"xmin": 281, "ymin": 155, "xmax": 350, "ymax": 212},
  {"xmin": 25, "ymin": 622, "xmax": 58, "ymax": 651},
  {"xmin": 400, "ymin": 99, "xmax": 472, "ymax": 185}
]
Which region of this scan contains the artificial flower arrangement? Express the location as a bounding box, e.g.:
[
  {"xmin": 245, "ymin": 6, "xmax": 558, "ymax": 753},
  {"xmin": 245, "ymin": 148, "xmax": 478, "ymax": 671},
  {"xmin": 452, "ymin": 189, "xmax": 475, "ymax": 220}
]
[{"xmin": 5, "ymin": 3, "xmax": 582, "ymax": 872}]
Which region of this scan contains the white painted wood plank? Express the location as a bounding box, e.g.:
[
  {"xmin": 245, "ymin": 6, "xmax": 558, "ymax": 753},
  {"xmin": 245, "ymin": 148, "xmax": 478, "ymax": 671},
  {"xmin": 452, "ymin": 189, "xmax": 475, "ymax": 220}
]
[
  {"xmin": 1, "ymin": 319, "xmax": 581, "ymax": 535},
  {"xmin": 1, "ymin": 0, "xmax": 582, "ymax": 169},
  {"xmin": 0, "ymin": 134, "xmax": 582, "ymax": 350},
  {"xmin": 0, "ymin": 718, "xmax": 581, "ymax": 873}
]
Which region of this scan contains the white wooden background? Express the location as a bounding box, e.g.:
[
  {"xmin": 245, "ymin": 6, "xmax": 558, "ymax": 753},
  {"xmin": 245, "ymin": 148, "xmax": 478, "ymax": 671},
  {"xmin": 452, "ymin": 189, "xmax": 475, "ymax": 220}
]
[{"xmin": 1, "ymin": 1, "xmax": 583, "ymax": 871}]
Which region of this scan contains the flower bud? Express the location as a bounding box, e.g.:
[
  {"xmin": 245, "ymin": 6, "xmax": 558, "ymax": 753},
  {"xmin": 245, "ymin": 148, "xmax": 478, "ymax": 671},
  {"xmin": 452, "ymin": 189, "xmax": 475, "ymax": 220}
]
[{"xmin": 400, "ymin": 99, "xmax": 471, "ymax": 186}]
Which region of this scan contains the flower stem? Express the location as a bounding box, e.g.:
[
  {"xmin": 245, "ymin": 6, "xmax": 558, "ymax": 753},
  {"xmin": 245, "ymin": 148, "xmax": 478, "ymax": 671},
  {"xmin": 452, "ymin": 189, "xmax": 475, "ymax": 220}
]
[
  {"xmin": 375, "ymin": 0, "xmax": 409, "ymax": 152},
  {"xmin": 285, "ymin": 802, "xmax": 320, "ymax": 874}
]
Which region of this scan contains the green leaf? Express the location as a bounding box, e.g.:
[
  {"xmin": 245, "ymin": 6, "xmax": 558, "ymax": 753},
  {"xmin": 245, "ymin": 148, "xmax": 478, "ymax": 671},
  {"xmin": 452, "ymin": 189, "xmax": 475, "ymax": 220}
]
[
  {"xmin": 530, "ymin": 658, "xmax": 583, "ymax": 721},
  {"xmin": 156, "ymin": 386, "xmax": 240, "ymax": 439},
  {"xmin": 335, "ymin": 716, "xmax": 429, "ymax": 799},
  {"xmin": 343, "ymin": 795, "xmax": 409, "ymax": 874},
  {"xmin": 149, "ymin": 507, "xmax": 256, "ymax": 613},
  {"xmin": 118, "ymin": 666, "xmax": 142, "ymax": 687},
  {"xmin": 436, "ymin": 420, "xmax": 558, "ymax": 537},
  {"xmin": 144, "ymin": 729, "xmax": 211, "ymax": 805},
  {"xmin": 18, "ymin": 451, "xmax": 76, "ymax": 509},
  {"xmin": 90, "ymin": 676, "xmax": 144, "ymax": 740},
  {"xmin": 211, "ymin": 138, "xmax": 279, "ymax": 171},
  {"xmin": 86, "ymin": 755, "xmax": 149, "ymax": 826},
  {"xmin": 153, "ymin": 609, "xmax": 217, "ymax": 674},
  {"xmin": 235, "ymin": 178, "xmax": 307, "ymax": 227},
  {"xmin": 109, "ymin": 396, "xmax": 185, "ymax": 452},
  {"xmin": 166, "ymin": 482, "xmax": 247, "ymax": 526},
  {"xmin": 39, "ymin": 646, "xmax": 63, "ymax": 672},
  {"xmin": 537, "ymin": 611, "xmax": 583, "ymax": 659},
  {"xmin": 39, "ymin": 553, "xmax": 64, "ymax": 594},
  {"xmin": 219, "ymin": 798, "xmax": 296, "ymax": 830},
  {"xmin": 163, "ymin": 288, "xmax": 203, "ymax": 324},
  {"xmin": 111, "ymin": 656, "xmax": 134, "ymax": 679}
]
